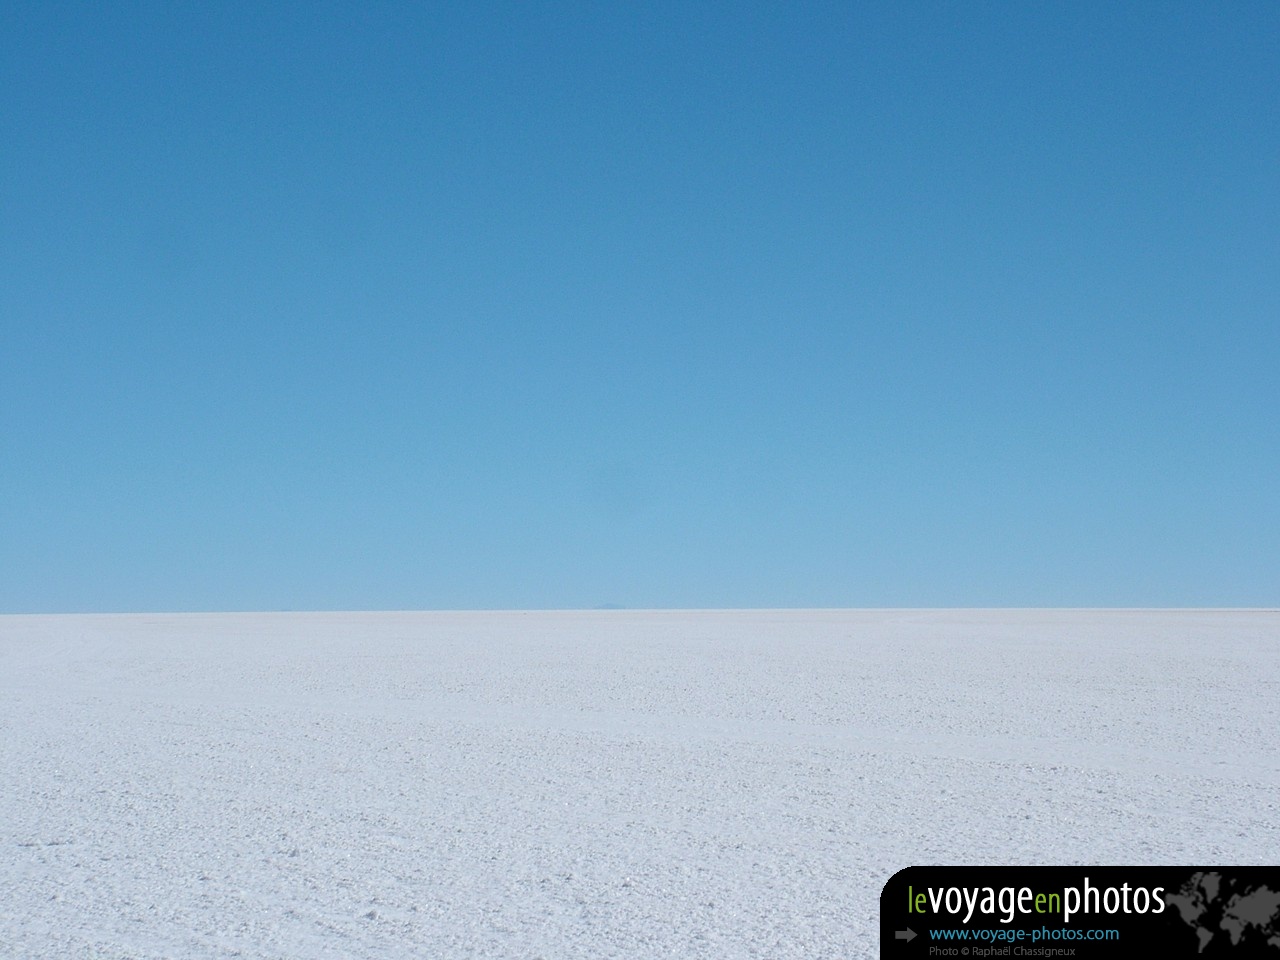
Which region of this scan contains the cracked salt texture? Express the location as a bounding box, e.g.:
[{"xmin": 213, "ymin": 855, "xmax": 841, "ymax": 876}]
[{"xmin": 2, "ymin": 609, "xmax": 1276, "ymax": 958}]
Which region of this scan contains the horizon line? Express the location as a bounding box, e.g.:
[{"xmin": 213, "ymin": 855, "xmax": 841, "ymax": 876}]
[{"xmin": 3, "ymin": 606, "xmax": 1277, "ymax": 617}]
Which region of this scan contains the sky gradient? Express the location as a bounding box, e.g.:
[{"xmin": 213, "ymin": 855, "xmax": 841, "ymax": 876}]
[{"xmin": 3, "ymin": 2, "xmax": 1277, "ymax": 611}]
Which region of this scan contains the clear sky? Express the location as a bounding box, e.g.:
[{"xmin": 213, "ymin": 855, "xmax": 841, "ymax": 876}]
[{"xmin": 3, "ymin": 2, "xmax": 1276, "ymax": 612}]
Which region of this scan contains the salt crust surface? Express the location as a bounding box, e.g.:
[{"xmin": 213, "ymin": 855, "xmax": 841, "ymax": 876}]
[{"xmin": 3, "ymin": 609, "xmax": 1277, "ymax": 958}]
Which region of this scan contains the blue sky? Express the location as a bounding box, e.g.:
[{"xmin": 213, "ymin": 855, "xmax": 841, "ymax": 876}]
[{"xmin": 2, "ymin": 2, "xmax": 1276, "ymax": 611}]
